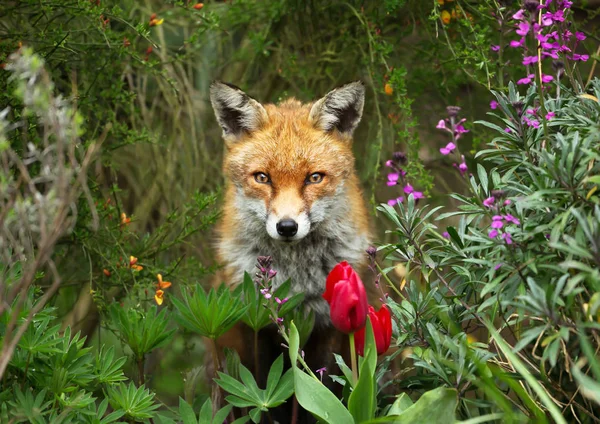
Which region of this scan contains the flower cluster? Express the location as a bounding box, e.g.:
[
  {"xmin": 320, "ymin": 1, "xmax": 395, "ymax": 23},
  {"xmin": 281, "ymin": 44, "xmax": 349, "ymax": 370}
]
[
  {"xmin": 482, "ymin": 190, "xmax": 520, "ymax": 244},
  {"xmin": 385, "ymin": 151, "xmax": 424, "ymax": 205},
  {"xmin": 254, "ymin": 256, "xmax": 286, "ymax": 324},
  {"xmin": 506, "ymin": 1, "xmax": 586, "ymax": 87},
  {"xmin": 154, "ymin": 273, "xmax": 172, "ymax": 305},
  {"xmin": 323, "ymin": 262, "xmax": 392, "ymax": 356},
  {"xmin": 436, "ymin": 106, "xmax": 469, "ymax": 176}
]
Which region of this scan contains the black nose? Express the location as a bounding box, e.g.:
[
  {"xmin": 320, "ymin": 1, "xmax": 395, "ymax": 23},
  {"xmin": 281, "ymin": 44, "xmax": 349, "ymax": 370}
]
[{"xmin": 276, "ymin": 219, "xmax": 298, "ymax": 237}]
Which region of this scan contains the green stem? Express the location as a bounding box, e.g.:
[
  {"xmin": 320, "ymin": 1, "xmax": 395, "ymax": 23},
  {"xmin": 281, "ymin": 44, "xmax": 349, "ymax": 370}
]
[
  {"xmin": 349, "ymin": 333, "xmax": 358, "ymax": 385},
  {"xmin": 254, "ymin": 330, "xmax": 260, "ymax": 382}
]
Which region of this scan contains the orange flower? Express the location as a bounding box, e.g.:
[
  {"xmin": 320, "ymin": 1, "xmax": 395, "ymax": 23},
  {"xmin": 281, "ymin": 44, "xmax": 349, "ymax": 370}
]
[
  {"xmin": 103, "ymin": 269, "xmax": 111, "ymax": 277},
  {"xmin": 156, "ymin": 274, "xmax": 172, "ymax": 289},
  {"xmin": 120, "ymin": 212, "xmax": 131, "ymax": 226},
  {"xmin": 149, "ymin": 18, "xmax": 164, "ymax": 27},
  {"xmin": 384, "ymin": 83, "xmax": 393, "ymax": 96},
  {"xmin": 441, "ymin": 10, "xmax": 451, "ymax": 24},
  {"xmin": 154, "ymin": 289, "xmax": 165, "ymax": 305},
  {"xmin": 150, "ymin": 13, "xmax": 157, "ymax": 20},
  {"xmin": 123, "ymin": 37, "xmax": 131, "ymax": 48},
  {"xmin": 193, "ymin": 3, "xmax": 204, "ymax": 9},
  {"xmin": 129, "ymin": 256, "xmax": 143, "ymax": 271}
]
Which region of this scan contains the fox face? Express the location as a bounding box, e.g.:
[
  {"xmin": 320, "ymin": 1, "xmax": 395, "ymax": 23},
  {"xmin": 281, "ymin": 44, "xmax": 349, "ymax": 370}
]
[{"xmin": 210, "ymin": 81, "xmax": 366, "ymax": 244}]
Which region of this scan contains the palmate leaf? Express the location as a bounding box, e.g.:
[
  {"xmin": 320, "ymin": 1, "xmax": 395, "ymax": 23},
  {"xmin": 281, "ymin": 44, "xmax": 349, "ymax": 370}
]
[
  {"xmin": 94, "ymin": 345, "xmax": 127, "ymax": 386},
  {"xmin": 110, "ymin": 305, "xmax": 176, "ymax": 360},
  {"xmin": 107, "ymin": 382, "xmax": 159, "ymax": 421},
  {"xmin": 215, "ymin": 355, "xmax": 294, "ymax": 424},
  {"xmin": 172, "ymin": 283, "xmax": 248, "ymax": 339}
]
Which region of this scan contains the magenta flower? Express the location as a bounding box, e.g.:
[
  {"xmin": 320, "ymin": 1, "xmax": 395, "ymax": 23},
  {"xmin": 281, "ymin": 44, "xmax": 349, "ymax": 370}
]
[
  {"xmin": 512, "ymin": 9, "xmax": 525, "ymax": 20},
  {"xmin": 440, "ymin": 142, "xmax": 456, "ymax": 156},
  {"xmin": 385, "ymin": 160, "xmax": 394, "ymax": 167},
  {"xmin": 491, "ymin": 45, "xmax": 500, "ymax": 52},
  {"xmin": 504, "ymin": 199, "xmax": 512, "ymax": 206},
  {"xmin": 541, "ymin": 74, "xmax": 554, "ymax": 83},
  {"xmin": 523, "ymin": 116, "xmax": 540, "ymax": 128},
  {"xmin": 387, "ymin": 173, "xmax": 399, "ymax": 186},
  {"xmin": 523, "ymin": 55, "xmax": 538, "ymax": 65},
  {"xmin": 403, "ymin": 184, "xmax": 414, "ymax": 194},
  {"xmin": 516, "ymin": 22, "xmax": 530, "ymax": 36},
  {"xmin": 483, "ymin": 197, "xmax": 495, "ymax": 208},
  {"xmin": 412, "ymin": 191, "xmax": 425, "ymax": 200},
  {"xmin": 442, "ymin": 231, "xmax": 450, "ymax": 239},
  {"xmin": 491, "ymin": 216, "xmax": 504, "ymax": 229},
  {"xmin": 503, "ymin": 214, "xmax": 521, "ymax": 225},
  {"xmin": 575, "ymin": 32, "xmax": 586, "ymax": 41},
  {"xmin": 488, "ymin": 229, "xmax": 499, "ymax": 238},
  {"xmin": 545, "ymin": 111, "xmax": 555, "ymax": 120},
  {"xmin": 494, "ymin": 263, "xmax": 503, "ymax": 271},
  {"xmin": 510, "ymin": 38, "xmax": 526, "ymax": 48},
  {"xmin": 436, "ymin": 119, "xmax": 447, "ymax": 130},
  {"xmin": 455, "ymin": 155, "xmax": 468, "ymax": 175},
  {"xmin": 517, "ymin": 74, "xmax": 535, "ymax": 85},
  {"xmin": 260, "ymin": 288, "xmax": 272, "ymax": 299},
  {"xmin": 454, "ymin": 123, "xmax": 469, "ymax": 135},
  {"xmin": 504, "ymin": 127, "xmax": 512, "ymax": 133},
  {"xmin": 571, "ymin": 54, "xmax": 589, "ymax": 62},
  {"xmin": 502, "ymin": 233, "xmax": 513, "ymax": 245},
  {"xmin": 387, "ymin": 196, "xmax": 404, "ymax": 206},
  {"xmin": 490, "ymin": 100, "xmax": 498, "ymax": 110}
]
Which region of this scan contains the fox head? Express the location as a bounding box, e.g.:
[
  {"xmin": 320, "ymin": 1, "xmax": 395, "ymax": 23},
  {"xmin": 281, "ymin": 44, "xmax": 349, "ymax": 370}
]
[{"xmin": 210, "ymin": 81, "xmax": 365, "ymax": 243}]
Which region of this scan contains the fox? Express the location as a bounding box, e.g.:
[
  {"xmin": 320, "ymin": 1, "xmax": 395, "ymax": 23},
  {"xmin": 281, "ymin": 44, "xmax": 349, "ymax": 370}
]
[{"xmin": 208, "ymin": 81, "xmax": 372, "ymax": 422}]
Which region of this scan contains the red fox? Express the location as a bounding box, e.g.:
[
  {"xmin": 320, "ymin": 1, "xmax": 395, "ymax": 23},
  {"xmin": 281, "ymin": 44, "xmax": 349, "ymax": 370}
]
[{"xmin": 209, "ymin": 81, "xmax": 372, "ymax": 420}]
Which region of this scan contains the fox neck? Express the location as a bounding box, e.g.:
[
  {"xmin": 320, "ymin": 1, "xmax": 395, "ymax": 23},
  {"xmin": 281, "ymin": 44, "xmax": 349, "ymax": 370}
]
[{"xmin": 218, "ymin": 181, "xmax": 370, "ymax": 325}]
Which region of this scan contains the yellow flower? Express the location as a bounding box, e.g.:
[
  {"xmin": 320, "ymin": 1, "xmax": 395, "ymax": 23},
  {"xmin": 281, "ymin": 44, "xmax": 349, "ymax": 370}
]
[
  {"xmin": 384, "ymin": 83, "xmax": 393, "ymax": 96},
  {"xmin": 156, "ymin": 274, "xmax": 172, "ymax": 289},
  {"xmin": 154, "ymin": 289, "xmax": 164, "ymax": 305},
  {"xmin": 120, "ymin": 212, "xmax": 131, "ymax": 226},
  {"xmin": 129, "ymin": 256, "xmax": 143, "ymax": 271},
  {"xmin": 441, "ymin": 10, "xmax": 451, "ymax": 24},
  {"xmin": 149, "ymin": 18, "xmax": 164, "ymax": 27}
]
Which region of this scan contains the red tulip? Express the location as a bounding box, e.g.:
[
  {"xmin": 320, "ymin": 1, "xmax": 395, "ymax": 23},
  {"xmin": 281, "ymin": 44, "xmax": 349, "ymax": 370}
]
[
  {"xmin": 355, "ymin": 305, "xmax": 392, "ymax": 356},
  {"xmin": 323, "ymin": 261, "xmax": 368, "ymax": 334}
]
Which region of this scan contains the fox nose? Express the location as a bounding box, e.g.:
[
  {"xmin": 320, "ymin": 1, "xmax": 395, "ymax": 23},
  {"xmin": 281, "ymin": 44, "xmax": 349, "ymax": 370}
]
[{"xmin": 276, "ymin": 219, "xmax": 298, "ymax": 237}]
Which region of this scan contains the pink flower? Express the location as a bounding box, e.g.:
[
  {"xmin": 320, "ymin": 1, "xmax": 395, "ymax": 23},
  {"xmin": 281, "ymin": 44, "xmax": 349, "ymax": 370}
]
[
  {"xmin": 505, "ymin": 127, "xmax": 512, "ymax": 133},
  {"xmin": 503, "ymin": 214, "xmax": 520, "ymax": 225},
  {"xmin": 442, "ymin": 231, "xmax": 450, "ymax": 239},
  {"xmin": 490, "ymin": 100, "xmax": 498, "ymax": 110},
  {"xmin": 387, "ymin": 196, "xmax": 404, "ymax": 206},
  {"xmin": 436, "ymin": 119, "xmax": 447, "ymax": 129},
  {"xmin": 504, "ymin": 199, "xmax": 512, "ymax": 206},
  {"xmin": 455, "ymin": 155, "xmax": 468, "ymax": 175},
  {"xmin": 412, "ymin": 191, "xmax": 425, "ymax": 200},
  {"xmin": 517, "ymin": 74, "xmax": 535, "ymax": 85},
  {"xmin": 387, "ymin": 173, "xmax": 399, "ymax": 186},
  {"xmin": 523, "ymin": 55, "xmax": 538, "ymax": 65},
  {"xmin": 488, "ymin": 229, "xmax": 499, "ymax": 238},
  {"xmin": 545, "ymin": 111, "xmax": 555, "ymax": 120},
  {"xmin": 575, "ymin": 32, "xmax": 586, "ymax": 41},
  {"xmin": 440, "ymin": 142, "xmax": 457, "ymax": 155},
  {"xmin": 516, "ymin": 22, "xmax": 530, "ymax": 36},
  {"xmin": 491, "ymin": 45, "xmax": 500, "ymax": 52},
  {"xmin": 455, "ymin": 123, "xmax": 469, "ymax": 135},
  {"xmin": 512, "ymin": 9, "xmax": 525, "ymax": 20},
  {"xmin": 510, "ymin": 38, "xmax": 526, "ymax": 48},
  {"xmin": 541, "ymin": 74, "xmax": 554, "ymax": 83},
  {"xmin": 483, "ymin": 197, "xmax": 496, "ymax": 208},
  {"xmin": 491, "ymin": 216, "xmax": 504, "ymax": 229},
  {"xmin": 502, "ymin": 233, "xmax": 513, "ymax": 245},
  {"xmin": 385, "ymin": 160, "xmax": 394, "ymax": 167},
  {"xmin": 403, "ymin": 184, "xmax": 414, "ymax": 194},
  {"xmin": 571, "ymin": 54, "xmax": 589, "ymax": 62}
]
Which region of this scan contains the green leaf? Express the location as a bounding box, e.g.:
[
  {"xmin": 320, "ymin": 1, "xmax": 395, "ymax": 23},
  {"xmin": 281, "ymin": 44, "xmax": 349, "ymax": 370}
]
[
  {"xmin": 289, "ymin": 322, "xmax": 354, "ymax": 424},
  {"xmin": 249, "ymin": 407, "xmax": 262, "ymax": 423},
  {"xmin": 348, "ymin": 319, "xmax": 376, "ymax": 422},
  {"xmin": 390, "ymin": 387, "xmax": 457, "ymax": 423},
  {"xmin": 180, "ymin": 397, "xmax": 199, "ymax": 424},
  {"xmin": 387, "ymin": 393, "xmax": 413, "ymax": 415}
]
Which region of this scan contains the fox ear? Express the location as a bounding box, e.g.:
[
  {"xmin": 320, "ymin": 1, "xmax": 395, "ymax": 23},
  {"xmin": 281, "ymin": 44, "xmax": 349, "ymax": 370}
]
[
  {"xmin": 210, "ymin": 81, "xmax": 268, "ymax": 142},
  {"xmin": 309, "ymin": 81, "xmax": 365, "ymax": 137}
]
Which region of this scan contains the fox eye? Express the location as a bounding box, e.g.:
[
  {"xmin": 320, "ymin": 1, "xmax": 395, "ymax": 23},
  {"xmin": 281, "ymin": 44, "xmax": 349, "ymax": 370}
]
[
  {"xmin": 254, "ymin": 172, "xmax": 271, "ymax": 184},
  {"xmin": 306, "ymin": 173, "xmax": 325, "ymax": 184}
]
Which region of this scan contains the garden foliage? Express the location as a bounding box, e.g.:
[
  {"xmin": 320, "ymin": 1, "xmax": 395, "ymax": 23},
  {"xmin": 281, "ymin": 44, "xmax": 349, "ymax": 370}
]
[{"xmin": 0, "ymin": 0, "xmax": 599, "ymax": 423}]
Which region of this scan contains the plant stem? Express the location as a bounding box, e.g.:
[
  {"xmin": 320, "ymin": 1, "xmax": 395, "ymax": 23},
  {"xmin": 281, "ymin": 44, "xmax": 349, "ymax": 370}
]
[
  {"xmin": 254, "ymin": 330, "xmax": 260, "ymax": 382},
  {"xmin": 291, "ymin": 395, "xmax": 299, "ymax": 424},
  {"xmin": 137, "ymin": 356, "xmax": 145, "ymax": 386},
  {"xmin": 349, "ymin": 333, "xmax": 358, "ymax": 385},
  {"xmin": 209, "ymin": 338, "xmax": 222, "ymax": 412}
]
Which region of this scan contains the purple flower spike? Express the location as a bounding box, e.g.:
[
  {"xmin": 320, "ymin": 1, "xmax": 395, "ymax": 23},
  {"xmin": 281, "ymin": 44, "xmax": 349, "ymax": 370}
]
[
  {"xmin": 523, "ymin": 55, "xmax": 538, "ymax": 65},
  {"xmin": 387, "ymin": 196, "xmax": 404, "ymax": 206},
  {"xmin": 541, "ymin": 74, "xmax": 554, "ymax": 83},
  {"xmin": 494, "ymin": 263, "xmax": 503, "ymax": 271},
  {"xmin": 516, "ymin": 22, "xmax": 530, "ymax": 36},
  {"xmin": 491, "ymin": 220, "xmax": 504, "ymax": 229}
]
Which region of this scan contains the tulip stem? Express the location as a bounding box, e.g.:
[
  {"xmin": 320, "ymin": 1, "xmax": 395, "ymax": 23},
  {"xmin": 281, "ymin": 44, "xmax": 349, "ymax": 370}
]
[{"xmin": 349, "ymin": 332, "xmax": 358, "ymax": 385}]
